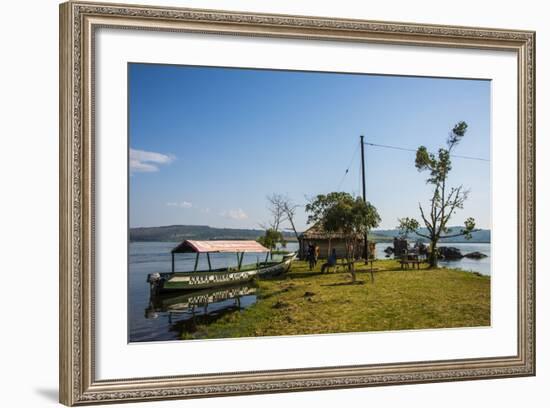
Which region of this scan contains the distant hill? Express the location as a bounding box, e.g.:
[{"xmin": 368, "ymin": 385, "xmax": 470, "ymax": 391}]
[
  {"xmin": 129, "ymin": 225, "xmax": 297, "ymax": 242},
  {"xmin": 372, "ymin": 227, "xmax": 491, "ymax": 243},
  {"xmin": 130, "ymin": 224, "xmax": 490, "ymax": 243}
]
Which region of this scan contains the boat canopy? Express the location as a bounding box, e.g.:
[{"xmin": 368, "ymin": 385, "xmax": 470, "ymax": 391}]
[{"xmin": 171, "ymin": 240, "xmax": 269, "ymax": 254}]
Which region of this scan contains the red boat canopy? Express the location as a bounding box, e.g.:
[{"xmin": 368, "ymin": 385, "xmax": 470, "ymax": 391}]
[{"xmin": 171, "ymin": 240, "xmax": 269, "ymax": 254}]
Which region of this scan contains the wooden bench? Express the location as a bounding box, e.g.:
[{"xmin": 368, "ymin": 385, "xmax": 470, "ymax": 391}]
[
  {"xmin": 325, "ymin": 260, "xmax": 355, "ymax": 273},
  {"xmin": 324, "ymin": 259, "xmax": 381, "ymax": 282},
  {"xmin": 331, "ymin": 259, "xmax": 380, "ymax": 281},
  {"xmin": 399, "ymin": 256, "xmax": 426, "ymax": 270}
]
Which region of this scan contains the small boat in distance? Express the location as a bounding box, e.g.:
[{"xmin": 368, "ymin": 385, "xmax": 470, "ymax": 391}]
[{"xmin": 147, "ymin": 240, "xmax": 296, "ymax": 294}]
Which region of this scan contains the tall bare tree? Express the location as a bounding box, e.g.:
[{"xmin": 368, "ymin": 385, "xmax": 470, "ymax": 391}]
[
  {"xmin": 280, "ymin": 196, "xmax": 300, "ymax": 241},
  {"xmin": 398, "ymin": 121, "xmax": 477, "ymax": 267},
  {"xmin": 260, "ymin": 193, "xmax": 287, "ymax": 232},
  {"xmin": 261, "ymin": 194, "xmax": 301, "ymax": 241}
]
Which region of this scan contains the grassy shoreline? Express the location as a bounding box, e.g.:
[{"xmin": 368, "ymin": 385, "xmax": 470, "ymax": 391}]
[{"xmin": 181, "ymin": 259, "xmax": 490, "ymax": 340}]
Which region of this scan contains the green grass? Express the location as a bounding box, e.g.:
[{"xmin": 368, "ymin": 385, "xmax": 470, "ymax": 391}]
[{"xmin": 180, "ymin": 259, "xmax": 490, "ymax": 340}]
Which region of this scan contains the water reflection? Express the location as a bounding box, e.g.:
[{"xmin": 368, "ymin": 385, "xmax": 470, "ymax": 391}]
[{"xmin": 142, "ymin": 283, "xmax": 258, "ymax": 340}]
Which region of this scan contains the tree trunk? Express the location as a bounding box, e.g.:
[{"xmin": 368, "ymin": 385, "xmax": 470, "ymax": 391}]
[
  {"xmin": 429, "ymin": 238, "xmax": 439, "ymax": 268},
  {"xmin": 346, "ymin": 241, "xmax": 356, "ymax": 282},
  {"xmin": 348, "ymin": 260, "xmax": 356, "ymax": 282},
  {"xmin": 286, "ymin": 213, "xmax": 300, "ymax": 242}
]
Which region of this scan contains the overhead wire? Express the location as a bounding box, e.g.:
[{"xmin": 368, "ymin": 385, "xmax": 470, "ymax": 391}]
[
  {"xmin": 335, "ymin": 138, "xmax": 490, "ymax": 196},
  {"xmin": 363, "ymin": 141, "xmax": 490, "ymax": 162},
  {"xmin": 336, "ymin": 143, "xmax": 360, "ymax": 191}
]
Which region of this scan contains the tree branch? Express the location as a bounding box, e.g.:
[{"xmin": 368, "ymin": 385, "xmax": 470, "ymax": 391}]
[
  {"xmin": 439, "ymin": 229, "xmax": 480, "ymax": 239},
  {"xmin": 413, "ymin": 231, "xmax": 431, "ymax": 239},
  {"xmin": 419, "ymin": 203, "xmax": 434, "ymax": 235}
]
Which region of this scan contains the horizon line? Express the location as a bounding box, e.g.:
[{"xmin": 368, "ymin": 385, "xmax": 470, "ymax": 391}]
[{"xmin": 129, "ymin": 223, "xmax": 491, "ymax": 232}]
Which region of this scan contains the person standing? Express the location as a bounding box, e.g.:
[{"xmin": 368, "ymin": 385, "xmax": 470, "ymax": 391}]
[{"xmin": 307, "ymin": 243, "xmax": 315, "ymax": 271}]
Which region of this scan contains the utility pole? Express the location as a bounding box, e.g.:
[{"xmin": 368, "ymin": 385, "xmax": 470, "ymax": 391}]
[{"xmin": 360, "ymin": 135, "xmax": 368, "ymax": 260}]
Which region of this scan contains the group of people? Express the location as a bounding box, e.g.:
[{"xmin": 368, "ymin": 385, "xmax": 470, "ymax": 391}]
[{"xmin": 306, "ymin": 243, "xmax": 338, "ymax": 273}]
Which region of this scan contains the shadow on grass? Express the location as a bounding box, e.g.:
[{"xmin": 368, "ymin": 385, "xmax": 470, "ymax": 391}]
[
  {"xmin": 258, "ymin": 274, "xmax": 289, "ymax": 282},
  {"xmin": 287, "ymin": 271, "xmax": 326, "ymax": 279},
  {"xmin": 356, "ymin": 266, "xmax": 434, "ymax": 273},
  {"xmin": 258, "ymin": 288, "xmax": 294, "ymax": 300},
  {"xmin": 321, "ymin": 280, "xmax": 366, "ymax": 287}
]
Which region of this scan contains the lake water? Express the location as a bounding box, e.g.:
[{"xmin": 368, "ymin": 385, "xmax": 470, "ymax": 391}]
[
  {"xmin": 128, "ymin": 240, "xmax": 491, "ymax": 342},
  {"xmin": 287, "ymin": 241, "xmax": 491, "ymax": 275},
  {"xmin": 129, "ymin": 241, "xmax": 264, "ymax": 342},
  {"xmin": 374, "ymin": 242, "xmax": 492, "ymax": 276}
]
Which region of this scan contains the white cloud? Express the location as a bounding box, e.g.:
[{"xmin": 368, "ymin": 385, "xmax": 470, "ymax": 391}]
[
  {"xmin": 167, "ymin": 201, "xmax": 192, "ymax": 208},
  {"xmin": 130, "ymin": 148, "xmax": 174, "ymax": 173},
  {"xmin": 220, "ymin": 208, "xmax": 248, "ymax": 220}
]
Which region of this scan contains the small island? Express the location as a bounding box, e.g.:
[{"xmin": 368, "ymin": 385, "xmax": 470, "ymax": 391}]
[
  {"xmin": 128, "ymin": 63, "xmax": 492, "ymax": 343},
  {"xmin": 179, "ymin": 258, "xmax": 490, "ymax": 340}
]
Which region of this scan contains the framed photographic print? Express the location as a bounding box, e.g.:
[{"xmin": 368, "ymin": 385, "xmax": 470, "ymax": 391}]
[{"xmin": 59, "ymin": 1, "xmax": 536, "ymax": 405}]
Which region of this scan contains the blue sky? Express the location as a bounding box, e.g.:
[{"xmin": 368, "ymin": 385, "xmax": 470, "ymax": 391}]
[{"xmin": 129, "ymin": 63, "xmax": 491, "ymax": 231}]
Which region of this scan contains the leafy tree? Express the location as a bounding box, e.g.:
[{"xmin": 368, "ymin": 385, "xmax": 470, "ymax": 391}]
[
  {"xmin": 398, "ymin": 121, "xmax": 477, "ymax": 267},
  {"xmin": 257, "ymin": 228, "xmax": 286, "ymax": 251},
  {"xmin": 306, "ymin": 192, "xmax": 380, "ymax": 282}
]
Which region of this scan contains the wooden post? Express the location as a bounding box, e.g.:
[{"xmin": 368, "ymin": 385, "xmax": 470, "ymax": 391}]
[
  {"xmin": 238, "ymin": 252, "xmax": 244, "ymax": 270},
  {"xmin": 370, "ymin": 260, "xmax": 374, "ymax": 282},
  {"xmin": 193, "ymin": 253, "xmax": 199, "ymax": 272},
  {"xmin": 171, "ymin": 252, "xmax": 175, "ymax": 273},
  {"xmin": 360, "ymin": 135, "xmax": 368, "ymax": 260}
]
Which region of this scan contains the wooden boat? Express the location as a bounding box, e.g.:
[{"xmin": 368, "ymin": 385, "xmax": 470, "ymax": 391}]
[{"xmin": 147, "ymin": 240, "xmax": 296, "ymax": 294}]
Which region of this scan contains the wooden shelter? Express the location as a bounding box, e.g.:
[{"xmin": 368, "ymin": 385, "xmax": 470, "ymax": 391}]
[
  {"xmin": 298, "ymin": 223, "xmax": 375, "ymax": 260},
  {"xmin": 170, "ymin": 240, "xmax": 269, "ymax": 273}
]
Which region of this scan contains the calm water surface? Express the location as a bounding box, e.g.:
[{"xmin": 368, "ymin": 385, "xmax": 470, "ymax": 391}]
[
  {"xmin": 374, "ymin": 242, "xmax": 492, "ymax": 276},
  {"xmin": 128, "ymin": 241, "xmax": 491, "ymax": 342},
  {"xmin": 129, "ymin": 242, "xmax": 278, "ymax": 342}
]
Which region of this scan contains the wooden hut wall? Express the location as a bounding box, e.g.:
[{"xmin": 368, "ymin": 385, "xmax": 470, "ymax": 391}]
[
  {"xmin": 299, "ymin": 238, "xmax": 376, "ymax": 260},
  {"xmin": 299, "ymin": 239, "xmax": 361, "ymax": 259}
]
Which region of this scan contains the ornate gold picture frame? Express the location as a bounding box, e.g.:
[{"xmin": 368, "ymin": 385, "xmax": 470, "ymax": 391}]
[{"xmin": 59, "ymin": 1, "xmax": 535, "ymax": 405}]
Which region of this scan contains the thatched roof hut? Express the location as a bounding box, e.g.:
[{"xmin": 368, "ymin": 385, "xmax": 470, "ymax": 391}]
[{"xmin": 299, "ymin": 223, "xmax": 354, "ymax": 240}]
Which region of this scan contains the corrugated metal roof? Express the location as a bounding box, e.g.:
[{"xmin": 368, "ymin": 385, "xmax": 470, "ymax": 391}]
[{"xmin": 172, "ymin": 240, "xmax": 269, "ymax": 254}]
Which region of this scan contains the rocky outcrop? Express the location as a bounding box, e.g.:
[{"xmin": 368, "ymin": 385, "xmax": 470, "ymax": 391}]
[
  {"xmin": 438, "ymin": 246, "xmax": 463, "ymax": 260},
  {"xmin": 464, "ymin": 251, "xmax": 488, "ymax": 259},
  {"xmin": 393, "ymin": 237, "xmax": 408, "ymax": 257}
]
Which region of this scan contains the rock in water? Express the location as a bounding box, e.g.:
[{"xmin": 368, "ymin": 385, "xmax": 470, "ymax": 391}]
[
  {"xmin": 438, "ymin": 246, "xmax": 463, "ymax": 260},
  {"xmin": 384, "ymin": 246, "xmax": 394, "ymax": 254},
  {"xmin": 464, "ymin": 251, "xmax": 488, "ymax": 259}
]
